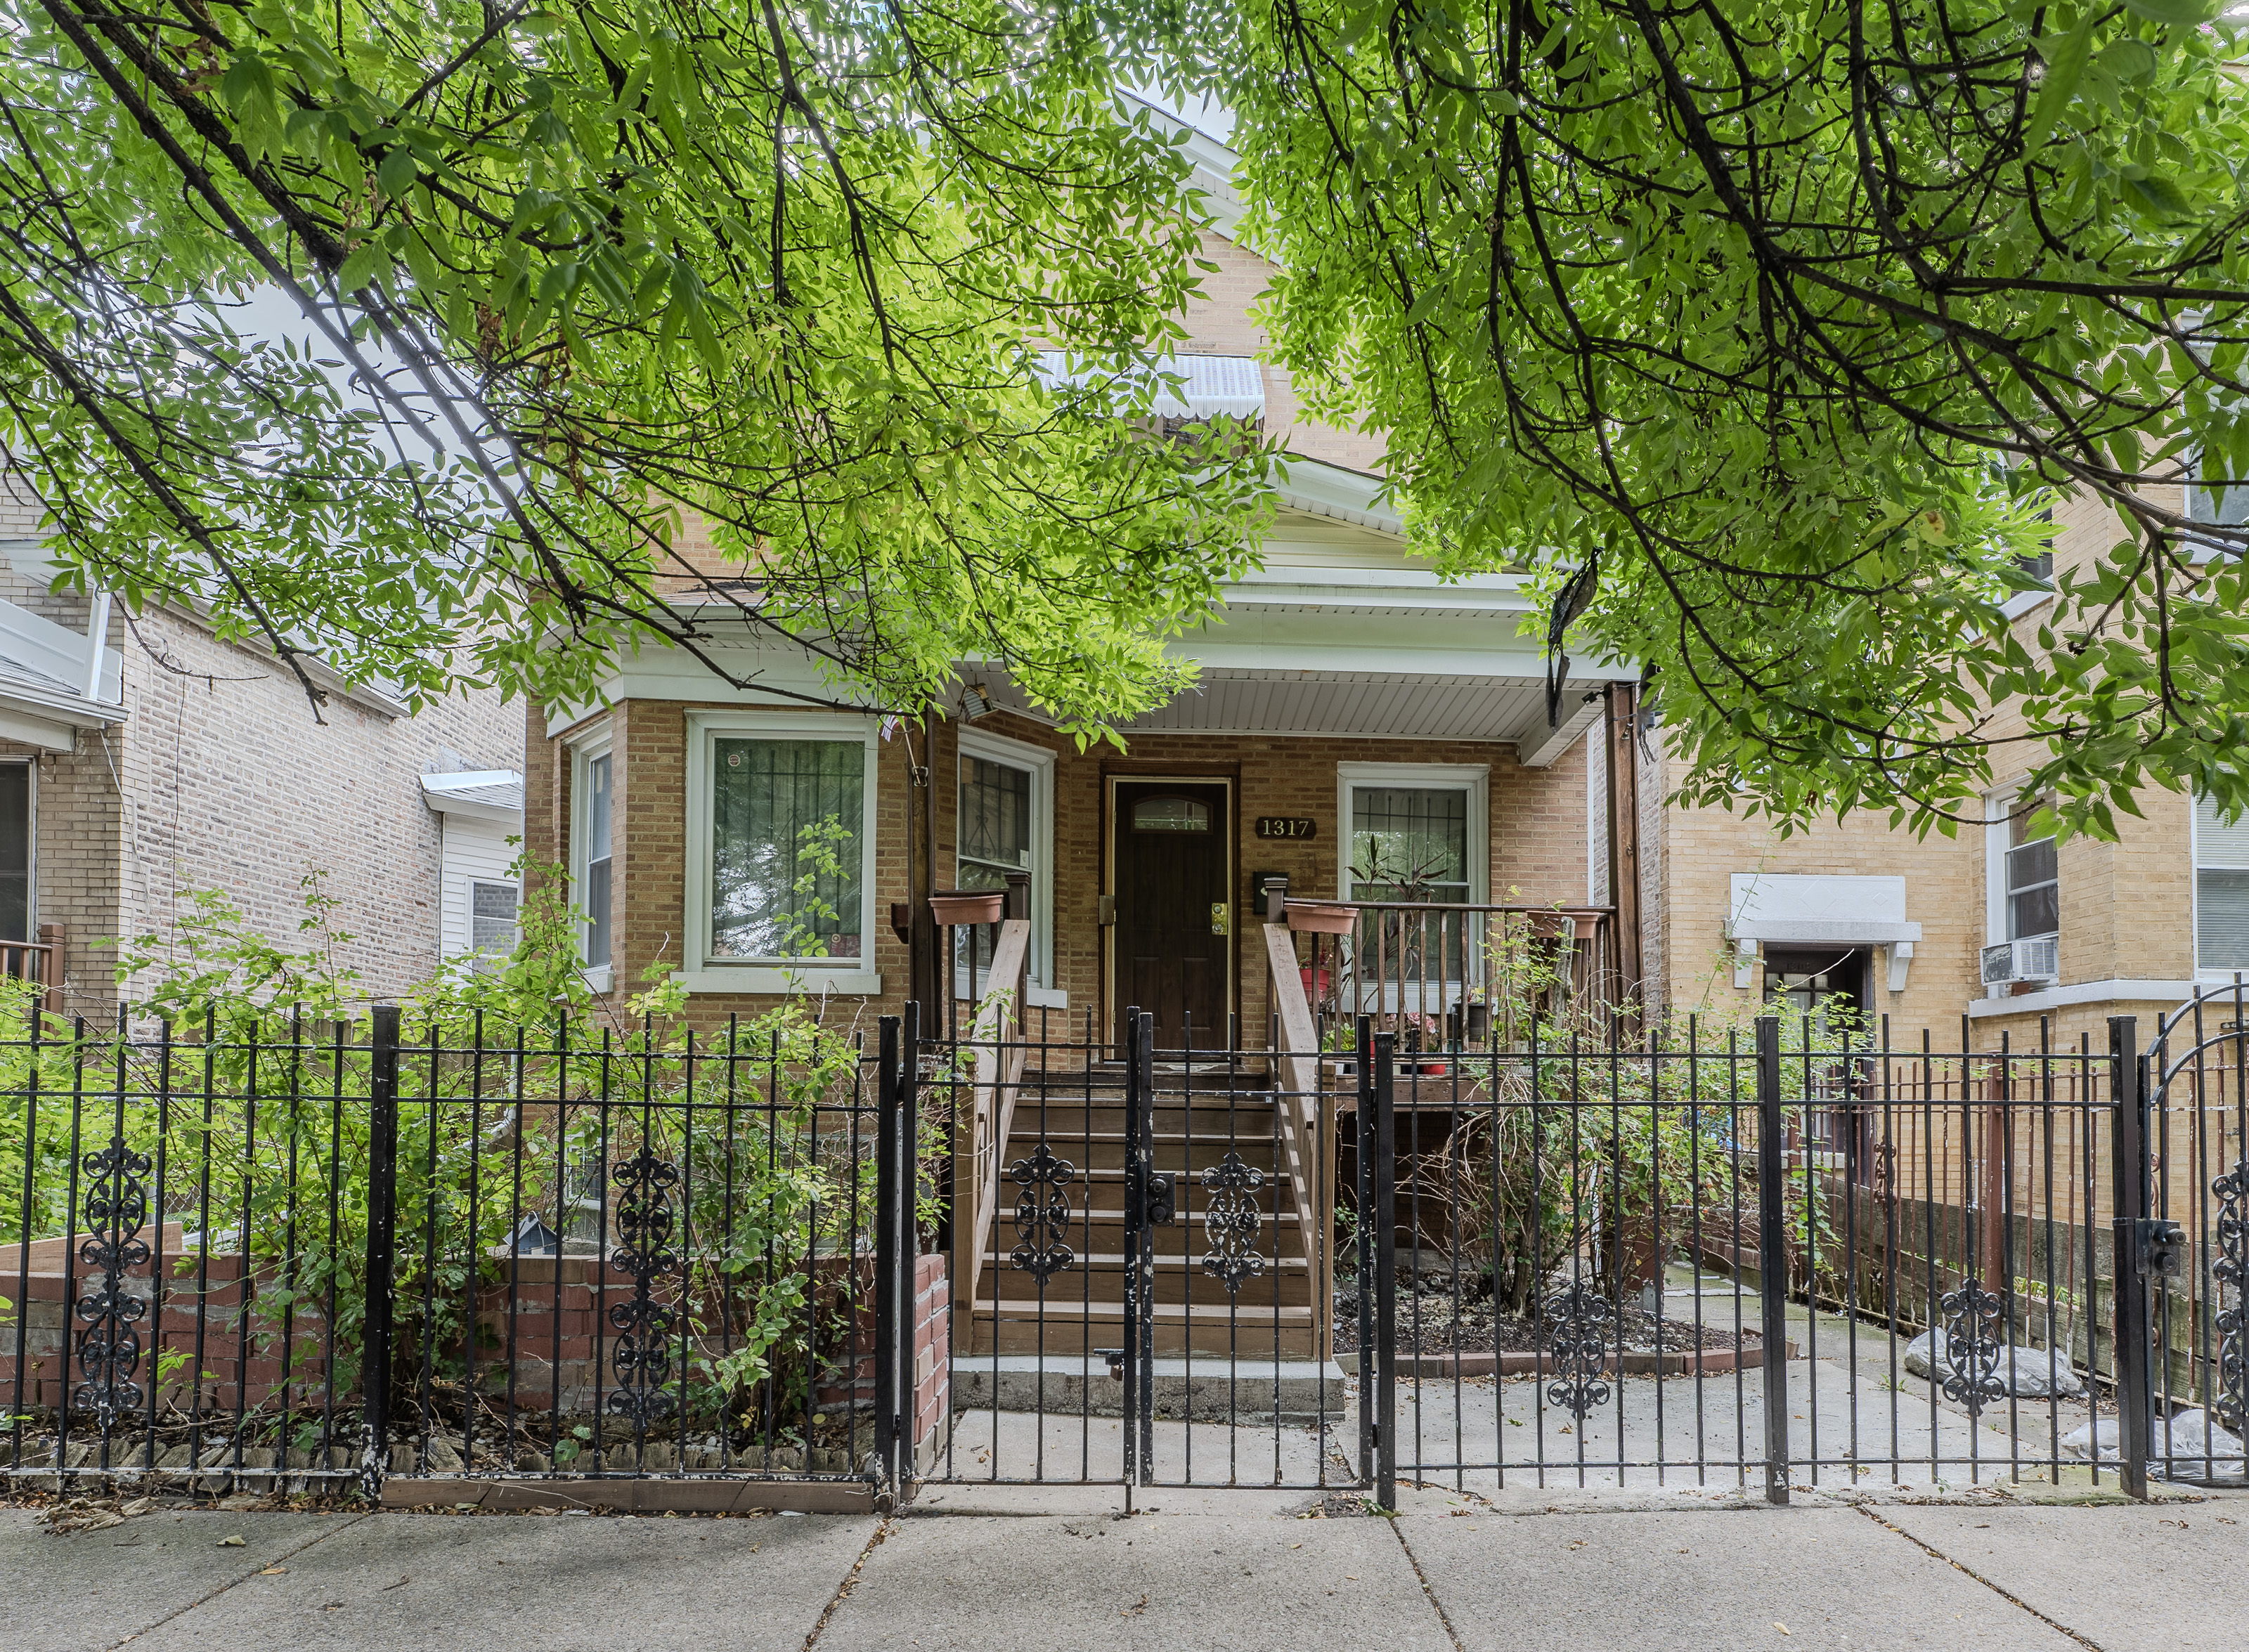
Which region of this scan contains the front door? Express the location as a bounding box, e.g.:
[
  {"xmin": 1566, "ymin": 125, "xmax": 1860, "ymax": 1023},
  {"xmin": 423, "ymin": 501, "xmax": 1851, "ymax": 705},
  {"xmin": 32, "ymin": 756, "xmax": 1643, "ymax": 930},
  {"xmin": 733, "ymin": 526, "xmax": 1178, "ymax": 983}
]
[{"xmin": 1110, "ymin": 779, "xmax": 1231, "ymax": 1050}]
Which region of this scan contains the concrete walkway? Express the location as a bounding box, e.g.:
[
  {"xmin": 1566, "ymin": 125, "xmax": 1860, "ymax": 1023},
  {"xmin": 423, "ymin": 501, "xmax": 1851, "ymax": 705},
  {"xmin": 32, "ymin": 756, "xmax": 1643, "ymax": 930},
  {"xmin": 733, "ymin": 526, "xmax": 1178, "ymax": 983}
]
[{"xmin": 9, "ymin": 1483, "xmax": 2245, "ymax": 1652}]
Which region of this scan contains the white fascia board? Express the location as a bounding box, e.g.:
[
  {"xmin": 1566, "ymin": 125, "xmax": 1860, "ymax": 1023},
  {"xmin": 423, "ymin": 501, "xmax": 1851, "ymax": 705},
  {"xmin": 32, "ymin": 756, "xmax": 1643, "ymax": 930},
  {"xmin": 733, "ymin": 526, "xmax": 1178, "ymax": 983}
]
[
  {"xmin": 541, "ymin": 630, "xmax": 888, "ymax": 738},
  {"xmin": 421, "ymin": 771, "xmax": 526, "ymax": 826},
  {"xmin": 0, "ymin": 670, "xmax": 125, "ymax": 732},
  {"xmin": 1271, "ymin": 457, "xmax": 1400, "ymax": 534},
  {"xmin": 1729, "ymin": 918, "xmax": 1925, "ymax": 944},
  {"xmin": 1519, "ymin": 693, "xmax": 1608, "ymax": 769},
  {"xmin": 0, "ymin": 704, "xmax": 81, "ymax": 750},
  {"xmin": 1221, "ymin": 565, "xmax": 1534, "ymax": 615},
  {"xmin": 1120, "ymin": 93, "xmax": 1248, "ymax": 243}
]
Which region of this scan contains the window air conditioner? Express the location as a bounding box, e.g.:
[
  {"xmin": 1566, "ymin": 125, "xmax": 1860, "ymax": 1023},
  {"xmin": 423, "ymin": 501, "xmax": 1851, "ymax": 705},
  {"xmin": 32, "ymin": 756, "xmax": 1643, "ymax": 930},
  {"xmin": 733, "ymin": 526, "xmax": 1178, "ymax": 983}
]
[{"xmin": 1981, "ymin": 936, "xmax": 2059, "ymax": 987}]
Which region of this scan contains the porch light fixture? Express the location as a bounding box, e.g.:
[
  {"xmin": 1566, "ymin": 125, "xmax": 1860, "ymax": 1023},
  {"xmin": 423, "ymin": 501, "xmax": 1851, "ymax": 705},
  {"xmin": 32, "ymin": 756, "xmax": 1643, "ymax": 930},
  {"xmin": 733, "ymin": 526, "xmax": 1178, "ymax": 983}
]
[{"xmin": 959, "ymin": 682, "xmax": 995, "ymax": 722}]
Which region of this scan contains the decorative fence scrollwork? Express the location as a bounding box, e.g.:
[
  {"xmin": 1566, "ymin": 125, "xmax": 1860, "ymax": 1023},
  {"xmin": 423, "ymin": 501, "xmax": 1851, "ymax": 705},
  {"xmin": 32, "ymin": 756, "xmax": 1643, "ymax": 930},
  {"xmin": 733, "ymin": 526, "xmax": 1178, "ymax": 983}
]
[
  {"xmin": 2215, "ymin": 1162, "xmax": 2247, "ymax": 1436},
  {"xmin": 1009, "ymin": 1143, "xmax": 1076, "ymax": 1284},
  {"xmin": 1542, "ymin": 1280, "xmax": 1616, "ymax": 1419},
  {"xmin": 1939, "ymin": 1280, "xmax": 2009, "ymax": 1417},
  {"xmin": 73, "ymin": 1136, "xmax": 153, "ymax": 1429},
  {"xmin": 1198, "ymin": 1151, "xmax": 1266, "ymax": 1296},
  {"xmin": 606, "ymin": 1148, "xmax": 681, "ymax": 1426}
]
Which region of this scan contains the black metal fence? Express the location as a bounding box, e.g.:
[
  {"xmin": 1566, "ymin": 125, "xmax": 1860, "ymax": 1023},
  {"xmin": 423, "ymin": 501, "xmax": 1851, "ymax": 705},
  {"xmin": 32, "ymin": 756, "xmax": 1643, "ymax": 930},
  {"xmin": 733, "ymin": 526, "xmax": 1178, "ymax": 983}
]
[
  {"xmin": 1355, "ymin": 999, "xmax": 2247, "ymax": 1502},
  {"xmin": 5, "ymin": 1004, "xmax": 918, "ymax": 1499},
  {"xmin": 8, "ymin": 987, "xmax": 2242, "ymax": 1507}
]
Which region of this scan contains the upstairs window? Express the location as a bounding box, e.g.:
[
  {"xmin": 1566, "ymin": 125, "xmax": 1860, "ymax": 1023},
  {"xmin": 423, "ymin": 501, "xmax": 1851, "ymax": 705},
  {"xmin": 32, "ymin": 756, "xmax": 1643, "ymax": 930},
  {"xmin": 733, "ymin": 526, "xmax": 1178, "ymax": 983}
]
[
  {"xmin": 2006, "ymin": 801, "xmax": 2059, "ymax": 942},
  {"xmin": 2198, "ymin": 789, "xmax": 2249, "ymax": 973}
]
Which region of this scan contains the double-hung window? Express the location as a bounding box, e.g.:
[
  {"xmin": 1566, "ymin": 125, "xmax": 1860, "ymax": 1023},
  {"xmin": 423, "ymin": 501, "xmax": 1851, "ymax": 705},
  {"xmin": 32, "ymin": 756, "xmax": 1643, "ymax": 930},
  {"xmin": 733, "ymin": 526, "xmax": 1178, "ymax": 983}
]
[
  {"xmin": 1337, "ymin": 763, "xmax": 1488, "ymax": 1008},
  {"xmin": 955, "ymin": 726, "xmax": 1056, "ymax": 1000},
  {"xmin": 684, "ymin": 712, "xmax": 881, "ymax": 991},
  {"xmin": 571, "ymin": 734, "xmax": 614, "ymax": 982},
  {"xmin": 2005, "ymin": 804, "xmax": 2059, "ymax": 944},
  {"xmin": 2197, "ymin": 788, "xmax": 2249, "ymax": 975}
]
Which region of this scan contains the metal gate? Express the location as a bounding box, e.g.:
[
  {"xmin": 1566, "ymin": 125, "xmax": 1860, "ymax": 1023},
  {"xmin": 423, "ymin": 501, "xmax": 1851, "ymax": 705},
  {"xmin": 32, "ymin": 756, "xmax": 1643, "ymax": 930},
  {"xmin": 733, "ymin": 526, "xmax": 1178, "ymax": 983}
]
[{"xmin": 923, "ymin": 1006, "xmax": 1349, "ymax": 1490}]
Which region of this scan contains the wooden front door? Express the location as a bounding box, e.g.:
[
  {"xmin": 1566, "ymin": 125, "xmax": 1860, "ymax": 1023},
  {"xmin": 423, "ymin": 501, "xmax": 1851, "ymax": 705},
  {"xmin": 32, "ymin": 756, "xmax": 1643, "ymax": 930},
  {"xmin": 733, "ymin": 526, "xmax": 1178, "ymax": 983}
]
[{"xmin": 1110, "ymin": 779, "xmax": 1231, "ymax": 1051}]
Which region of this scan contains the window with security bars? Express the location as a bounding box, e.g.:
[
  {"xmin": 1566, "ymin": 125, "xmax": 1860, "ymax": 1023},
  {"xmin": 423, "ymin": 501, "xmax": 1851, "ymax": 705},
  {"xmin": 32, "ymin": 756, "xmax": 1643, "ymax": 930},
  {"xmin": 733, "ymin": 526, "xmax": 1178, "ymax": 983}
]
[
  {"xmin": 2006, "ymin": 802, "xmax": 2059, "ymax": 942},
  {"xmin": 0, "ymin": 763, "xmax": 27, "ymax": 942},
  {"xmin": 471, "ymin": 880, "xmax": 519, "ymax": 963},
  {"xmin": 2198, "ymin": 789, "xmax": 2249, "ymax": 973},
  {"xmin": 711, "ymin": 737, "xmax": 864, "ymax": 960},
  {"xmin": 1348, "ymin": 786, "xmax": 1469, "ymax": 901},
  {"xmin": 1349, "ymin": 784, "xmax": 1472, "ymax": 996},
  {"xmin": 958, "ymin": 757, "xmax": 1031, "ymax": 890}
]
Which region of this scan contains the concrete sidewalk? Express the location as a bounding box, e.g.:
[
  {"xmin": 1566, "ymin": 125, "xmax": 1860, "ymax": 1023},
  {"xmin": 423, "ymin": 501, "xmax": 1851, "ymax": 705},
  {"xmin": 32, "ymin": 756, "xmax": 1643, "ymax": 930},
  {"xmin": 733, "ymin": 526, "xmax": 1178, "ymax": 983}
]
[{"xmin": 7, "ymin": 1485, "xmax": 2244, "ymax": 1652}]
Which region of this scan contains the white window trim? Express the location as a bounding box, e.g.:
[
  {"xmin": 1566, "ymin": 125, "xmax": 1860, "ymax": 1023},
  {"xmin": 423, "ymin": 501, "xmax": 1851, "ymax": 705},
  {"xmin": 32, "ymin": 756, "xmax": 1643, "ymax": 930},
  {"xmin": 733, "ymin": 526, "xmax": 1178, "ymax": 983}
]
[
  {"xmin": 957, "ymin": 724, "xmax": 1063, "ymax": 1008},
  {"xmin": 678, "ymin": 708, "xmax": 883, "ymax": 996},
  {"xmin": 1335, "ymin": 762, "xmax": 1490, "ymax": 904},
  {"xmin": 1982, "ymin": 787, "xmax": 2013, "ymax": 954},
  {"xmin": 567, "ymin": 725, "xmax": 614, "ymax": 994}
]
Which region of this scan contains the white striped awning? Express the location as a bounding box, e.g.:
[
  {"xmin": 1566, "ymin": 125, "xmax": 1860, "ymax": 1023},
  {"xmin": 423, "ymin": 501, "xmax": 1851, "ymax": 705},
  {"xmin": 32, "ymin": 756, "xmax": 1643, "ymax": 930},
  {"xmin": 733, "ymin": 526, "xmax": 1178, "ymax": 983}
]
[{"xmin": 1035, "ymin": 351, "xmax": 1264, "ymax": 422}]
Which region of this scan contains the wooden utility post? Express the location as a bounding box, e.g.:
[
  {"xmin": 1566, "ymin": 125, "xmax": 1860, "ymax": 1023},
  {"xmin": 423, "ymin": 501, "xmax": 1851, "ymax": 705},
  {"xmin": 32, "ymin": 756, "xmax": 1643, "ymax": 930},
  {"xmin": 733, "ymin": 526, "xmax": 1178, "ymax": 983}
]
[{"xmin": 1604, "ymin": 682, "xmax": 1645, "ymax": 1008}]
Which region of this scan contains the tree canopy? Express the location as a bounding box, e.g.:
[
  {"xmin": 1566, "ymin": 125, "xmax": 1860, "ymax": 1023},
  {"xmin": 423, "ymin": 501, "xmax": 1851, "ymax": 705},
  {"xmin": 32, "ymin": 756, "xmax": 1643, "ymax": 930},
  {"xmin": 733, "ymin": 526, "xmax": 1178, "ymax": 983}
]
[
  {"xmin": 0, "ymin": 0, "xmax": 1267, "ymax": 734},
  {"xmin": 1201, "ymin": 0, "xmax": 2249, "ymax": 835}
]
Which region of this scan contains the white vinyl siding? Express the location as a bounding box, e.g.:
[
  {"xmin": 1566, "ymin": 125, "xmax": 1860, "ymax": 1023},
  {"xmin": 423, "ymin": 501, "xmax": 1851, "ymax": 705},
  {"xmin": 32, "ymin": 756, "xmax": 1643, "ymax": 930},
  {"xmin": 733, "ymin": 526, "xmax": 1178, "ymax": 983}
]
[{"xmin": 439, "ymin": 815, "xmax": 519, "ymax": 962}]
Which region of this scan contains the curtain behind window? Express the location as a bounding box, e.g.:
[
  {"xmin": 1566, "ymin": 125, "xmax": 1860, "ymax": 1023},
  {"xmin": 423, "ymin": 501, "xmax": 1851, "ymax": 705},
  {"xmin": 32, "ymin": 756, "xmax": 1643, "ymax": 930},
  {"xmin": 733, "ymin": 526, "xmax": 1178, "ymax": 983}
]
[{"xmin": 711, "ymin": 738, "xmax": 864, "ymax": 959}]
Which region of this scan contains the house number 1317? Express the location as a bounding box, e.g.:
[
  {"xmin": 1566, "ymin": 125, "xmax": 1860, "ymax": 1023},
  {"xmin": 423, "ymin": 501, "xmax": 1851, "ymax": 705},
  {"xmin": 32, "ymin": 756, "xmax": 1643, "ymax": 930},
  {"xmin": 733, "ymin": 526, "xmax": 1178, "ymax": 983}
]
[{"xmin": 1255, "ymin": 817, "xmax": 1317, "ymax": 839}]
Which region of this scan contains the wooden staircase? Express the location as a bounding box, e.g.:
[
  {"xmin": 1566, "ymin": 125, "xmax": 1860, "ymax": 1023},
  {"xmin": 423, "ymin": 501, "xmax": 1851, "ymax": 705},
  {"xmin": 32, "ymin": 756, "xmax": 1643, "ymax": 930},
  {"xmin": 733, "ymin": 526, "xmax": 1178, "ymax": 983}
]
[
  {"xmin": 964, "ymin": 1074, "xmax": 1326, "ymax": 1358},
  {"xmin": 946, "ymin": 918, "xmax": 1335, "ymax": 1362}
]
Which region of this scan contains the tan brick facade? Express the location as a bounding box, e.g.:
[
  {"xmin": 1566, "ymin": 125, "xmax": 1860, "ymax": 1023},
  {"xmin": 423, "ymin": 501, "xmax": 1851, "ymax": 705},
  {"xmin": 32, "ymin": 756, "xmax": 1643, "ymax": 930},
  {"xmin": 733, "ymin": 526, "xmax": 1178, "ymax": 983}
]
[
  {"xmin": 1644, "ymin": 482, "xmax": 2208, "ymax": 1048},
  {"xmin": 527, "ymin": 696, "xmax": 1597, "ymax": 1037}
]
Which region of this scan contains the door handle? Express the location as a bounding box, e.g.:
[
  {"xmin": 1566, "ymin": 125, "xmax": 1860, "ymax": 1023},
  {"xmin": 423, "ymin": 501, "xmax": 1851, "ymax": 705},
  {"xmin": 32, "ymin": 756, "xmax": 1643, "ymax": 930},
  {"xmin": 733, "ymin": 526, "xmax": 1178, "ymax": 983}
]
[{"xmin": 1210, "ymin": 902, "xmax": 1230, "ymax": 936}]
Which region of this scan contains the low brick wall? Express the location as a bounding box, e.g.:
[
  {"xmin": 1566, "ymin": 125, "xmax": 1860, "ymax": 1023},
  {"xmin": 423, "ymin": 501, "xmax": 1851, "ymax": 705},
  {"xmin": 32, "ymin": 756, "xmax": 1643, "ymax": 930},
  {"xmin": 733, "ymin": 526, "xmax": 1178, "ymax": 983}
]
[{"xmin": 912, "ymin": 1254, "xmax": 949, "ymax": 1471}]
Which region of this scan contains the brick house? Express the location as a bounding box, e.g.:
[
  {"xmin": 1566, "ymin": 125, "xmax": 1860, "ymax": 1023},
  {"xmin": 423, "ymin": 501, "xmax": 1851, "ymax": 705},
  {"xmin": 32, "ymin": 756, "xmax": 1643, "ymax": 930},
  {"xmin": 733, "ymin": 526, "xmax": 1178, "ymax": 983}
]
[
  {"xmin": 0, "ymin": 483, "xmax": 526, "ymax": 1016},
  {"xmin": 519, "ymin": 110, "xmax": 1638, "ymax": 1048},
  {"xmin": 1633, "ymin": 469, "xmax": 2234, "ymax": 1052}
]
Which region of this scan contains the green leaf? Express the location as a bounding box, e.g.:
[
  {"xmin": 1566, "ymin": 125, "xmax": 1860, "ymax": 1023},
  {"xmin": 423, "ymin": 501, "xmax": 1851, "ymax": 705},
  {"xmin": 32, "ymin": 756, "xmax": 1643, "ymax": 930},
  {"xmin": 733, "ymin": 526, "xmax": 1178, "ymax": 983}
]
[
  {"xmin": 2120, "ymin": 171, "xmax": 2195, "ymax": 217},
  {"xmin": 2120, "ymin": 0, "xmax": 2222, "ymax": 25},
  {"xmin": 375, "ymin": 145, "xmax": 417, "ymax": 199},
  {"xmin": 2026, "ymin": 11, "xmax": 2096, "ymax": 150}
]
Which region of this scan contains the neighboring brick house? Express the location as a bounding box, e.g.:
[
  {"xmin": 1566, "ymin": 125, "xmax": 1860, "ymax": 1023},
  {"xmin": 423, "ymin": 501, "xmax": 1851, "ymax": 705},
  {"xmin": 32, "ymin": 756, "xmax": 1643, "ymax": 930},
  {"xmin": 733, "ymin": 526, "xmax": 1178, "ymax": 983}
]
[
  {"xmin": 0, "ymin": 483, "xmax": 526, "ymax": 1016},
  {"xmin": 1634, "ymin": 479, "xmax": 2234, "ymax": 1051},
  {"xmin": 519, "ymin": 106, "xmax": 1638, "ymax": 1043}
]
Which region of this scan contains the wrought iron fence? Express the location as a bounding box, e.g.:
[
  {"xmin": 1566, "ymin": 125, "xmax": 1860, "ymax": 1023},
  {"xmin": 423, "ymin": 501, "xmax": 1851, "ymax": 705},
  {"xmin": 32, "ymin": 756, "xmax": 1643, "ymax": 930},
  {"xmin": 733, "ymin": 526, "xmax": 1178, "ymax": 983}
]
[
  {"xmin": 1354, "ymin": 1004, "xmax": 2248, "ymax": 1503},
  {"xmin": 4, "ymin": 1005, "xmax": 920, "ymax": 1499}
]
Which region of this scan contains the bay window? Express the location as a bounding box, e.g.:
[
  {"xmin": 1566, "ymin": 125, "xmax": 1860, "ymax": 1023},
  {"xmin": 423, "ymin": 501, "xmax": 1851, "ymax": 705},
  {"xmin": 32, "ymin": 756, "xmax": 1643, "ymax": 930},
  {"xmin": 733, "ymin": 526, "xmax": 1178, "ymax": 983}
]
[{"xmin": 682, "ymin": 711, "xmax": 881, "ymax": 992}]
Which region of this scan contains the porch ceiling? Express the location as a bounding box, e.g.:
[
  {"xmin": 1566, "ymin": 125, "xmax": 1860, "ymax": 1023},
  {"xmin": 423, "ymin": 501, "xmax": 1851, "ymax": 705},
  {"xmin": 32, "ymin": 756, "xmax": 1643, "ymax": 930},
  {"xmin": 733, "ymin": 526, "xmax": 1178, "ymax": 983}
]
[{"xmin": 977, "ymin": 664, "xmax": 1617, "ymax": 757}]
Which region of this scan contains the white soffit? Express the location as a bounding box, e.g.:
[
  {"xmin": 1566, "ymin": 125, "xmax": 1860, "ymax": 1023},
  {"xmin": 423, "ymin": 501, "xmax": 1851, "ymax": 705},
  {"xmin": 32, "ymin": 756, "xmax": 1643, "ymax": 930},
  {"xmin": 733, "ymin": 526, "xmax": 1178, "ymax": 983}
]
[
  {"xmin": 422, "ymin": 769, "xmax": 526, "ymax": 824},
  {"xmin": 1725, "ymin": 873, "xmax": 1923, "ymax": 945}
]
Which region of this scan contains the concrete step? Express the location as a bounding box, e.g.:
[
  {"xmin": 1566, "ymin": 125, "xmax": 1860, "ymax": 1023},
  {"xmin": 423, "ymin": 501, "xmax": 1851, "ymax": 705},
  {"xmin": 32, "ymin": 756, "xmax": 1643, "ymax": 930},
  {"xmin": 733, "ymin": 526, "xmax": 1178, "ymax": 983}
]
[{"xmin": 950, "ymin": 1353, "xmax": 1348, "ymax": 1424}]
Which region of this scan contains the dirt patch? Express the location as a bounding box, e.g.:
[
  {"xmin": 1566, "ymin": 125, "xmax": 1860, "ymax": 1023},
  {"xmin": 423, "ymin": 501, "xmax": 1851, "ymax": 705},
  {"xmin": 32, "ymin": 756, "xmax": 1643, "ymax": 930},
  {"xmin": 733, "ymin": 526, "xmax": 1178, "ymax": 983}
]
[{"xmin": 1333, "ymin": 1279, "xmax": 1754, "ymax": 1358}]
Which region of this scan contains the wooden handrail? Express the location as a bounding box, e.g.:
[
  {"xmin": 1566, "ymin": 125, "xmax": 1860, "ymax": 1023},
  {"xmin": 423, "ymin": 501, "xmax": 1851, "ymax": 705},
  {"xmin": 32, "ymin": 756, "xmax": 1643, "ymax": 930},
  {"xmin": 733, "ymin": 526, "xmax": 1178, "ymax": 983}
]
[
  {"xmin": 1261, "ymin": 923, "xmax": 1322, "ymax": 1280},
  {"xmin": 961, "ymin": 917, "xmax": 1032, "ymax": 1314}
]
